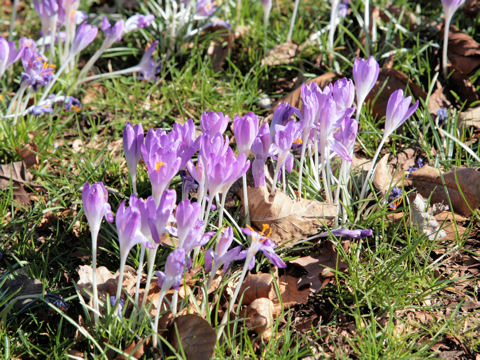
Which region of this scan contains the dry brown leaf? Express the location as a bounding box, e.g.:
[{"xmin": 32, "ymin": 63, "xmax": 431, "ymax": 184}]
[
  {"xmin": 208, "ymin": 31, "xmax": 234, "ymax": 72},
  {"xmin": 459, "ymin": 106, "xmax": 480, "ymax": 128},
  {"xmin": 16, "ymin": 144, "xmax": 39, "ymax": 169},
  {"xmin": 443, "ymin": 25, "xmax": 480, "ymax": 75},
  {"xmin": 247, "ymin": 186, "xmax": 337, "ymax": 245},
  {"xmin": 168, "ymin": 314, "xmax": 216, "ymax": 360},
  {"xmin": 366, "ymin": 68, "xmax": 427, "ymax": 119},
  {"xmin": 261, "ymin": 41, "xmax": 300, "ymax": 67},
  {"xmin": 373, "ymin": 154, "xmax": 396, "ymax": 195},
  {"xmin": 464, "ymin": 0, "xmax": 480, "ymax": 16},
  {"xmin": 290, "ymin": 241, "xmax": 348, "ymax": 291},
  {"xmin": 279, "ymin": 73, "xmax": 337, "ymax": 109},
  {"xmin": 428, "ymin": 83, "xmax": 451, "ymax": 115},
  {"xmin": 0, "ymin": 161, "xmax": 35, "ymax": 205},
  {"xmin": 239, "ymin": 272, "xmax": 273, "ymax": 305},
  {"xmin": 377, "ymin": 5, "xmax": 419, "ymax": 29},
  {"xmin": 1, "ymin": 276, "xmax": 43, "ymax": 309},
  {"xmin": 116, "ymin": 340, "xmax": 145, "ymax": 360},
  {"xmin": 449, "ymin": 66, "xmax": 479, "ymax": 104},
  {"xmin": 245, "ymin": 298, "xmax": 274, "ymax": 341},
  {"xmin": 270, "ymin": 274, "xmax": 310, "ymax": 311},
  {"xmin": 408, "ymin": 165, "xmax": 480, "ymax": 216}
]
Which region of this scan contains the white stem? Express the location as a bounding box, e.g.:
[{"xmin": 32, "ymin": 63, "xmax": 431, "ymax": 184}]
[
  {"xmin": 242, "ymin": 174, "xmax": 250, "ymax": 225},
  {"xmin": 171, "ymin": 290, "xmax": 178, "ymax": 316},
  {"xmin": 442, "ymin": 17, "xmax": 451, "ymax": 80},
  {"xmin": 282, "ymin": 166, "xmax": 286, "ymax": 193},
  {"xmin": 134, "ymin": 246, "xmax": 146, "ymax": 306},
  {"xmin": 141, "ymin": 246, "xmax": 159, "ymax": 308},
  {"xmin": 91, "ymin": 229, "xmax": 100, "ymax": 325},
  {"xmin": 359, "ymin": 137, "xmax": 386, "ymax": 199},
  {"xmin": 76, "ymin": 43, "xmax": 109, "ymax": 84},
  {"xmin": 115, "ymin": 254, "xmax": 127, "ymax": 308},
  {"xmin": 216, "ymin": 252, "xmax": 253, "ymax": 340},
  {"xmin": 152, "ymin": 288, "xmax": 166, "ymax": 348},
  {"xmin": 218, "ymin": 191, "xmax": 228, "ymax": 228},
  {"xmin": 297, "ymin": 140, "xmax": 307, "ymax": 197},
  {"xmin": 321, "ymin": 154, "xmax": 333, "ymax": 202},
  {"xmin": 8, "ymin": 0, "xmax": 19, "ymax": 41},
  {"xmin": 328, "ymin": 0, "xmax": 340, "ymax": 55},
  {"xmin": 131, "ymin": 173, "xmax": 138, "ymax": 196},
  {"xmin": 438, "ymin": 127, "xmax": 480, "ymax": 163},
  {"xmin": 7, "ymin": 82, "xmax": 27, "ymax": 116},
  {"xmin": 78, "ymin": 66, "xmax": 141, "ymax": 85},
  {"xmin": 270, "ymin": 162, "xmax": 281, "ymax": 195},
  {"xmin": 314, "ymin": 133, "xmax": 320, "ymax": 185},
  {"xmin": 364, "ymin": 0, "xmax": 370, "ymax": 54},
  {"xmin": 287, "ymin": 0, "xmax": 300, "ymax": 41}
]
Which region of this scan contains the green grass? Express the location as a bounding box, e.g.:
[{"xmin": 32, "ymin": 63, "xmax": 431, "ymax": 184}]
[{"xmin": 1, "ymin": 0, "xmax": 479, "ymax": 358}]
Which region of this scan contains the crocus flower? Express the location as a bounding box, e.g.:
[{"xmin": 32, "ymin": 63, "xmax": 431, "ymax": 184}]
[
  {"xmin": 110, "ymin": 296, "xmax": 125, "ymax": 317},
  {"xmin": 100, "ymin": 18, "xmax": 125, "ymax": 47},
  {"xmin": 383, "ymin": 89, "xmax": 419, "ymax": 139},
  {"xmin": 129, "ymin": 194, "xmax": 157, "ymax": 240},
  {"xmin": 233, "ymin": 112, "xmax": 259, "ymax": 156},
  {"xmin": 175, "ymin": 199, "xmax": 202, "ymax": 247},
  {"xmin": 200, "ymin": 111, "xmax": 229, "ymax": 136},
  {"xmin": 30, "ymin": 104, "xmax": 54, "ymax": 115},
  {"xmin": 196, "ymin": 0, "xmax": 218, "ymax": 16},
  {"xmin": 300, "ymin": 82, "xmax": 323, "ymax": 140},
  {"xmin": 317, "ymin": 228, "xmax": 373, "ymax": 238},
  {"xmin": 148, "ymin": 189, "xmax": 177, "ymax": 244},
  {"xmin": 387, "ymin": 187, "xmax": 402, "ymax": 210},
  {"xmin": 70, "ymin": 22, "xmax": 98, "ymax": 58},
  {"xmin": 242, "ymin": 224, "xmax": 286, "ymax": 269},
  {"xmin": 437, "ymin": 108, "xmax": 448, "ymax": 125},
  {"xmin": 270, "ymin": 102, "xmax": 301, "ymax": 142},
  {"xmin": 19, "ymin": 38, "xmax": 55, "ymax": 91},
  {"xmin": 205, "ymin": 227, "xmax": 245, "ymax": 273},
  {"xmin": 172, "ymin": 119, "xmax": 199, "ymax": 169},
  {"xmin": 0, "ymin": 37, "xmax": 23, "ymax": 80},
  {"xmin": 270, "ymin": 120, "xmax": 300, "ymax": 173},
  {"xmin": 331, "ymin": 78, "xmax": 355, "ymax": 114},
  {"xmin": 63, "ymin": 96, "xmax": 82, "ymax": 111},
  {"xmin": 124, "ymin": 14, "xmax": 155, "ymax": 34},
  {"xmin": 155, "ymin": 248, "xmax": 186, "ymax": 291},
  {"xmin": 181, "ymin": 221, "xmax": 213, "ymax": 266},
  {"xmin": 123, "ymin": 122, "xmax": 144, "ymax": 190},
  {"xmin": 199, "ymin": 133, "xmax": 229, "ymax": 162},
  {"xmin": 116, "ymin": 200, "xmax": 153, "ymax": 260},
  {"xmin": 82, "ymin": 181, "xmax": 114, "ymax": 236},
  {"xmin": 442, "ymin": 0, "xmax": 465, "ymax": 22},
  {"xmin": 441, "ymin": 0, "xmax": 465, "ymax": 78},
  {"xmin": 352, "ymin": 56, "xmax": 379, "ymax": 110},
  {"xmin": 251, "ymin": 122, "xmax": 271, "ymax": 187},
  {"xmin": 333, "ymin": 116, "xmax": 358, "ymax": 161},
  {"xmin": 33, "ymin": 0, "xmax": 59, "ymax": 38},
  {"xmin": 137, "ymin": 41, "xmax": 161, "ymax": 82}
]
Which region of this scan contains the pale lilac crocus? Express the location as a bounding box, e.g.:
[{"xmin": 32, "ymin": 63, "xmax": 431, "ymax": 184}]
[
  {"xmin": 251, "ymin": 122, "xmax": 271, "ymax": 187},
  {"xmin": 181, "ymin": 221, "xmax": 213, "ymax": 266},
  {"xmin": 331, "ymin": 78, "xmax": 355, "ymax": 114},
  {"xmin": 441, "ymin": 0, "xmax": 465, "ymax": 78},
  {"xmin": 152, "ymin": 248, "xmax": 186, "ymax": 348},
  {"xmin": 137, "ymin": 41, "xmax": 161, "ymax": 82},
  {"xmin": 0, "ymin": 36, "xmax": 23, "ymax": 80},
  {"xmin": 19, "ymin": 39, "xmax": 55, "ymax": 91},
  {"xmin": 70, "ymin": 22, "xmax": 98, "ymax": 57},
  {"xmin": 196, "ymin": 0, "xmax": 218, "ymax": 17},
  {"xmin": 360, "ymin": 89, "xmax": 418, "ymax": 199},
  {"xmin": 124, "ymin": 14, "xmax": 155, "ymax": 34},
  {"xmin": 148, "ymin": 189, "xmax": 177, "ymax": 245},
  {"xmin": 172, "ymin": 119, "xmax": 199, "ymax": 170},
  {"xmin": 270, "ymin": 102, "xmax": 301, "ymax": 143},
  {"xmin": 82, "ymin": 181, "xmax": 113, "ymax": 324},
  {"xmin": 233, "ymin": 112, "xmax": 259, "ymax": 156},
  {"xmin": 33, "ymin": 0, "xmax": 59, "ymax": 42},
  {"xmin": 352, "ymin": 56, "xmax": 379, "ymax": 121},
  {"xmin": 200, "ymin": 111, "xmax": 229, "ymax": 136},
  {"xmin": 175, "ymin": 199, "xmax": 202, "ymax": 247},
  {"xmin": 123, "ymin": 122, "xmax": 144, "ymax": 195},
  {"xmin": 115, "ymin": 200, "xmax": 153, "ymax": 304}
]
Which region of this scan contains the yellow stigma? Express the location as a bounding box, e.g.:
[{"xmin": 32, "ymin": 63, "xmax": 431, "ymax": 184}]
[
  {"xmin": 0, "ymin": 94, "xmax": 4, "ymax": 101},
  {"xmin": 72, "ymin": 105, "xmax": 81, "ymax": 112},
  {"xmin": 294, "ymin": 138, "xmax": 302, "ymax": 144},
  {"xmin": 155, "ymin": 161, "xmax": 165, "ymax": 172}
]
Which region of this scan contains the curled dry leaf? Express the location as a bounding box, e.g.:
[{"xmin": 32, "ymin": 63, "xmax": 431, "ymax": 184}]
[
  {"xmin": 290, "ymin": 241, "xmax": 348, "ymax": 292},
  {"xmin": 247, "ymin": 186, "xmax": 337, "ymax": 246},
  {"xmin": 428, "ymin": 82, "xmax": 450, "ymax": 115},
  {"xmin": 116, "ymin": 339, "xmax": 146, "ymax": 360},
  {"xmin": 168, "ymin": 314, "xmax": 216, "ymax": 360},
  {"xmin": 408, "ymin": 165, "xmax": 480, "ymax": 216},
  {"xmin": 279, "ymin": 73, "xmax": 337, "ymax": 109},
  {"xmin": 0, "ymin": 161, "xmax": 35, "ymax": 205},
  {"xmin": 261, "ymin": 41, "xmax": 300, "ymax": 67},
  {"xmin": 373, "ymin": 154, "xmax": 397, "ymax": 195},
  {"xmin": 458, "ymin": 106, "xmax": 480, "ymax": 129},
  {"xmin": 365, "ymin": 68, "xmax": 426, "ymax": 119},
  {"xmin": 245, "ymin": 298, "xmax": 274, "ymax": 341},
  {"xmin": 443, "ymin": 25, "xmax": 480, "ymax": 76},
  {"xmin": 270, "ymin": 274, "xmax": 310, "ymax": 311},
  {"xmin": 448, "ymin": 66, "xmax": 479, "ymax": 104},
  {"xmin": 464, "ymin": 0, "xmax": 480, "ymax": 16},
  {"xmin": 16, "ymin": 144, "xmax": 39, "ymax": 169},
  {"xmin": 239, "ymin": 272, "xmax": 273, "ymax": 305}
]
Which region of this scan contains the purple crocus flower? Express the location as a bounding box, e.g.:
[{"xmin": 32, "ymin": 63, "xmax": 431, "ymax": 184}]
[
  {"xmin": 383, "ymin": 89, "xmax": 419, "ymax": 139},
  {"xmin": 196, "ymin": 0, "xmax": 218, "ymax": 16},
  {"xmin": 205, "ymin": 227, "xmax": 245, "ymax": 273},
  {"xmin": 242, "ymin": 224, "xmax": 286, "ymax": 269},
  {"xmin": 82, "ymin": 182, "xmax": 114, "ymax": 237},
  {"xmin": 172, "ymin": 119, "xmax": 199, "ymax": 169},
  {"xmin": 333, "ymin": 116, "xmax": 358, "ymax": 161},
  {"xmin": 442, "ymin": 0, "xmax": 465, "ymax": 21},
  {"xmin": 200, "ymin": 111, "xmax": 229, "ymax": 136},
  {"xmin": 124, "ymin": 14, "xmax": 155, "ymax": 34},
  {"xmin": 33, "ymin": 0, "xmax": 59, "ymax": 37},
  {"xmin": 110, "ymin": 296, "xmax": 125, "ymax": 317},
  {"xmin": 387, "ymin": 187, "xmax": 403, "ymax": 210},
  {"xmin": 123, "ymin": 122, "xmax": 144, "ymax": 187},
  {"xmin": 20, "ymin": 38, "xmax": 55, "ymax": 91},
  {"xmin": 270, "ymin": 102, "xmax": 301, "ymax": 141},
  {"xmin": 70, "ymin": 22, "xmax": 98, "ymax": 57},
  {"xmin": 137, "ymin": 41, "xmax": 161, "ymax": 82},
  {"xmin": 100, "ymin": 18, "xmax": 125, "ymax": 46},
  {"xmin": 156, "ymin": 248, "xmax": 186, "ymax": 291},
  {"xmin": 63, "ymin": 96, "xmax": 82, "ymax": 111},
  {"xmin": 300, "ymin": 82, "xmax": 325, "ymax": 142},
  {"xmin": 0, "ymin": 36, "xmax": 23, "ymax": 80},
  {"xmin": 181, "ymin": 221, "xmax": 213, "ymax": 263},
  {"xmin": 30, "ymin": 103, "xmax": 54, "ymax": 115},
  {"xmin": 317, "ymin": 228, "xmax": 373, "ymax": 239},
  {"xmin": 233, "ymin": 112, "xmax": 259, "ymax": 156},
  {"xmin": 206, "ymin": 148, "xmax": 250, "ymax": 196},
  {"xmin": 331, "ymin": 78, "xmax": 355, "ymax": 114},
  {"xmin": 352, "ymin": 56, "xmax": 379, "ymax": 108},
  {"xmin": 199, "ymin": 133, "xmax": 229, "ymax": 162},
  {"xmin": 116, "ymin": 200, "xmax": 154, "ymax": 260},
  {"xmin": 148, "ymin": 189, "xmax": 177, "ymax": 244},
  {"xmin": 270, "ymin": 120, "xmax": 300, "ymax": 173},
  {"xmin": 251, "ymin": 122, "xmax": 271, "ymax": 187},
  {"xmin": 175, "ymin": 199, "xmax": 202, "ymax": 247},
  {"xmin": 129, "ymin": 194, "xmax": 156, "ymax": 240},
  {"xmin": 437, "ymin": 108, "xmax": 448, "ymax": 125},
  {"xmin": 338, "ymin": 0, "xmax": 349, "ymax": 17}
]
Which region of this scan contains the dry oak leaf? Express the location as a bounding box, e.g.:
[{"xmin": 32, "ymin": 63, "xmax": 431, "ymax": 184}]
[
  {"xmin": 290, "ymin": 241, "xmax": 348, "ymax": 292},
  {"xmin": 248, "ymin": 186, "xmax": 337, "ymax": 246},
  {"xmin": 443, "ymin": 25, "xmax": 480, "ymax": 76},
  {"xmin": 459, "ymin": 106, "xmax": 480, "ymax": 128},
  {"xmin": 167, "ymin": 314, "xmax": 216, "ymax": 360},
  {"xmin": 279, "ymin": 73, "xmax": 337, "ymax": 109},
  {"xmin": 270, "ymin": 274, "xmax": 310, "ymax": 311},
  {"xmin": 261, "ymin": 40, "xmax": 300, "ymax": 67},
  {"xmin": 0, "ymin": 161, "xmax": 35, "ymax": 205},
  {"xmin": 365, "ymin": 68, "xmax": 427, "ymax": 119},
  {"xmin": 373, "ymin": 154, "xmax": 400, "ymax": 195},
  {"xmin": 116, "ymin": 339, "xmax": 146, "ymax": 360},
  {"xmin": 408, "ymin": 165, "xmax": 480, "ymax": 217}
]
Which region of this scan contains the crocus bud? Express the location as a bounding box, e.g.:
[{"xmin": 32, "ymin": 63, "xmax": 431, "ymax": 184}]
[
  {"xmin": 233, "ymin": 112, "xmax": 259, "ymax": 156},
  {"xmin": 137, "ymin": 41, "xmax": 161, "ymax": 82},
  {"xmin": 175, "ymin": 199, "xmax": 201, "ymax": 246},
  {"xmin": 0, "ymin": 36, "xmax": 22, "ymax": 80},
  {"xmin": 70, "ymin": 22, "xmax": 98, "ymax": 57},
  {"xmin": 156, "ymin": 248, "xmax": 186, "ymax": 290},
  {"xmin": 148, "ymin": 189, "xmax": 177, "ymax": 244},
  {"xmin": 384, "ymin": 89, "xmax": 419, "ymax": 139},
  {"xmin": 200, "ymin": 111, "xmax": 229, "ymax": 135},
  {"xmin": 82, "ymin": 182, "xmax": 114, "ymax": 237},
  {"xmin": 123, "ymin": 122, "xmax": 144, "ymax": 182},
  {"xmin": 352, "ymin": 56, "xmax": 379, "ymax": 108},
  {"xmin": 101, "ymin": 18, "xmax": 124, "ymax": 46}
]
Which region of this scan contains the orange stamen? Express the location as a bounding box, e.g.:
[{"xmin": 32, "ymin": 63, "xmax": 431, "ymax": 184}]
[{"xmin": 155, "ymin": 161, "xmax": 165, "ymax": 172}]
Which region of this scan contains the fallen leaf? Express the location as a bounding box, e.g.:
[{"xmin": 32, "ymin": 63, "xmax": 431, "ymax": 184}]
[
  {"xmin": 443, "ymin": 25, "xmax": 480, "ymax": 76},
  {"xmin": 239, "ymin": 273, "xmax": 273, "ymax": 305},
  {"xmin": 270, "ymin": 274, "xmax": 310, "ymax": 310},
  {"xmin": 261, "ymin": 41, "xmax": 300, "ymax": 67},
  {"xmin": 366, "ymin": 68, "xmax": 427, "ymax": 119},
  {"xmin": 208, "ymin": 31, "xmax": 234, "ymax": 72},
  {"xmin": 377, "ymin": 5, "xmax": 419, "ymax": 29},
  {"xmin": 279, "ymin": 73, "xmax": 337, "ymax": 109},
  {"xmin": 408, "ymin": 165, "xmax": 480, "ymax": 216},
  {"xmin": 116, "ymin": 340, "xmax": 145, "ymax": 360},
  {"xmin": 16, "ymin": 144, "xmax": 39, "ymax": 169},
  {"xmin": 245, "ymin": 298, "xmax": 274, "ymax": 341},
  {"xmin": 0, "ymin": 276, "xmax": 43, "ymax": 309},
  {"xmin": 448, "ymin": 66, "xmax": 479, "ymax": 104},
  {"xmin": 0, "ymin": 161, "xmax": 35, "ymax": 205},
  {"xmin": 464, "ymin": 0, "xmax": 480, "ymax": 16},
  {"xmin": 410, "ymin": 193, "xmax": 447, "ymax": 241},
  {"xmin": 290, "ymin": 241, "xmax": 348, "ymax": 291},
  {"xmin": 428, "ymin": 82, "xmax": 451, "ymax": 115},
  {"xmin": 247, "ymin": 186, "xmax": 337, "ymax": 246},
  {"xmin": 373, "ymin": 154, "xmax": 396, "ymax": 195},
  {"xmin": 168, "ymin": 314, "xmax": 216, "ymax": 360},
  {"xmin": 458, "ymin": 106, "xmax": 480, "ymax": 128}
]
